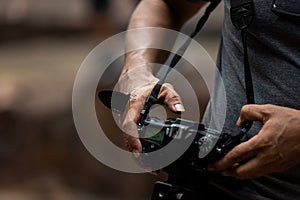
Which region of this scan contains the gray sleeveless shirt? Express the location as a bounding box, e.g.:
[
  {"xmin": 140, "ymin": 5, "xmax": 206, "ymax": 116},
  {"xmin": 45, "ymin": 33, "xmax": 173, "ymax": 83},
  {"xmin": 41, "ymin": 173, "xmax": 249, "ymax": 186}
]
[{"xmin": 202, "ymin": 0, "xmax": 300, "ymax": 199}]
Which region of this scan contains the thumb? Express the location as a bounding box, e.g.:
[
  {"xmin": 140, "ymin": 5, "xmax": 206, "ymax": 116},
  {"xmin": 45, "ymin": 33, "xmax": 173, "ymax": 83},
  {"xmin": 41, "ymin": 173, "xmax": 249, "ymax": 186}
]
[
  {"xmin": 158, "ymin": 83, "xmax": 185, "ymax": 113},
  {"xmin": 237, "ymin": 104, "xmax": 267, "ymax": 127}
]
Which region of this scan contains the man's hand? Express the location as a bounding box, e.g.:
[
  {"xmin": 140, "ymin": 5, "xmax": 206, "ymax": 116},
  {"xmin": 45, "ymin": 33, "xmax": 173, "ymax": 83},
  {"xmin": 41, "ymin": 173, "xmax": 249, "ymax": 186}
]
[
  {"xmin": 208, "ymin": 104, "xmax": 300, "ymax": 179},
  {"xmin": 118, "ymin": 68, "xmax": 184, "ymax": 154},
  {"xmin": 117, "ymin": 0, "xmax": 205, "ymax": 154}
]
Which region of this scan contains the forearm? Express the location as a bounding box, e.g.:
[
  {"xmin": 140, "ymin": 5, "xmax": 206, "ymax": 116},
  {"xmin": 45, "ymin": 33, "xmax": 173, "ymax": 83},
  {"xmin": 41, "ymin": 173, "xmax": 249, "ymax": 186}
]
[
  {"xmin": 121, "ymin": 0, "xmax": 206, "ymax": 76},
  {"xmin": 118, "ymin": 0, "xmax": 206, "ymax": 152}
]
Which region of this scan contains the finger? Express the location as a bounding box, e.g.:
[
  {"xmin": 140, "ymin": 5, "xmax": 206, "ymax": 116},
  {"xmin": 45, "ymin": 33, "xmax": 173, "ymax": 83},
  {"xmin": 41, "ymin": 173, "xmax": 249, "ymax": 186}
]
[
  {"xmin": 237, "ymin": 104, "xmax": 268, "ymax": 127},
  {"xmin": 122, "ymin": 106, "xmax": 143, "ymax": 153},
  {"xmin": 122, "ymin": 121, "xmax": 142, "ymax": 153},
  {"xmin": 208, "ymin": 135, "xmax": 260, "ymax": 172},
  {"xmin": 220, "ymin": 162, "xmax": 241, "ymax": 177},
  {"xmin": 222, "ymin": 157, "xmax": 265, "ymax": 179},
  {"xmin": 123, "ymin": 131, "xmax": 142, "ymax": 153},
  {"xmin": 158, "ymin": 83, "xmax": 185, "ymax": 113}
]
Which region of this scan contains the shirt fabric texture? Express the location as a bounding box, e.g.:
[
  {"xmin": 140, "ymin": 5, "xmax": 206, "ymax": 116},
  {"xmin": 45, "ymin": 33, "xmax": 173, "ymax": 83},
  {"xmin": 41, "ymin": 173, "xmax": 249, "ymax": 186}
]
[{"xmin": 202, "ymin": 0, "xmax": 300, "ymax": 199}]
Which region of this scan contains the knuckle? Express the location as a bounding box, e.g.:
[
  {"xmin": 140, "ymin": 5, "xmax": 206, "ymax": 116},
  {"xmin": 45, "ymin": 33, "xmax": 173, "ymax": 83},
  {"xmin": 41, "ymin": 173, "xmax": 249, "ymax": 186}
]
[
  {"xmin": 134, "ymin": 95, "xmax": 146, "ymax": 103},
  {"xmin": 264, "ymin": 104, "xmax": 273, "ymax": 109},
  {"xmin": 167, "ymin": 92, "xmax": 180, "ymax": 100},
  {"xmin": 163, "ymin": 85, "xmax": 179, "ymax": 97},
  {"xmin": 160, "ymin": 84, "xmax": 181, "ymax": 102},
  {"xmin": 162, "ymin": 83, "xmax": 174, "ymax": 90},
  {"xmin": 241, "ymin": 105, "xmax": 250, "ymax": 115},
  {"xmin": 262, "ymin": 104, "xmax": 275, "ymax": 115},
  {"xmin": 227, "ymin": 149, "xmax": 241, "ymax": 163}
]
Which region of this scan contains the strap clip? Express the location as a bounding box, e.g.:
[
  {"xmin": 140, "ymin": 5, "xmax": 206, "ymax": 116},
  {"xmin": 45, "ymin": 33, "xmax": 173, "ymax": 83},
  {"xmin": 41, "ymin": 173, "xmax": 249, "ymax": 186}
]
[{"xmin": 230, "ymin": 2, "xmax": 254, "ymax": 30}]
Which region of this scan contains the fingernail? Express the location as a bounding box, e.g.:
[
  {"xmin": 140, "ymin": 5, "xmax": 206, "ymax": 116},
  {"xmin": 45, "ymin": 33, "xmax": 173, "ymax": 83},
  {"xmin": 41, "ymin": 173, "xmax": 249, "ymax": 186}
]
[
  {"xmin": 132, "ymin": 150, "xmax": 140, "ymax": 158},
  {"xmin": 174, "ymin": 104, "xmax": 185, "ymax": 112}
]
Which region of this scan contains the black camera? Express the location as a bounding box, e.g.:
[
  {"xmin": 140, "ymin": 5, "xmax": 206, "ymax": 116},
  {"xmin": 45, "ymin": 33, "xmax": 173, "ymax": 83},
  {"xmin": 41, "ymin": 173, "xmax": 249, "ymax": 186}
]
[
  {"xmin": 136, "ymin": 116, "xmax": 251, "ymax": 200},
  {"xmin": 137, "ymin": 117, "xmax": 246, "ymax": 175},
  {"xmin": 98, "ymin": 88, "xmax": 251, "ymax": 199}
]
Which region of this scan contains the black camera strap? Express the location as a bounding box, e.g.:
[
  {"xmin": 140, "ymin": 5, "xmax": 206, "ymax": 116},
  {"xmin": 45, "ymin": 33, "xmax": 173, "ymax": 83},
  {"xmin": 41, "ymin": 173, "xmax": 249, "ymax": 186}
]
[
  {"xmin": 138, "ymin": 0, "xmax": 256, "ymax": 129},
  {"xmin": 230, "ymin": 0, "xmax": 255, "ymax": 105},
  {"xmin": 138, "ymin": 0, "xmax": 256, "ymax": 155},
  {"xmin": 137, "ymin": 0, "xmax": 222, "ymax": 126},
  {"xmin": 213, "ymin": 0, "xmax": 256, "ymax": 153},
  {"xmin": 98, "ymin": 0, "xmax": 221, "ymax": 118},
  {"xmin": 228, "ymin": 0, "xmax": 255, "ymax": 138},
  {"xmin": 210, "ymin": 0, "xmax": 256, "ymax": 154}
]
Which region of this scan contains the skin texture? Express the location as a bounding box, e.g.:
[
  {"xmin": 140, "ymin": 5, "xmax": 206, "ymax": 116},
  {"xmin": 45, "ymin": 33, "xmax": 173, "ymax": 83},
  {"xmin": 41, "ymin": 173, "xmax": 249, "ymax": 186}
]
[
  {"xmin": 119, "ymin": 0, "xmax": 206, "ymax": 153},
  {"xmin": 118, "ymin": 0, "xmax": 300, "ymax": 179},
  {"xmin": 208, "ymin": 104, "xmax": 300, "ymax": 179}
]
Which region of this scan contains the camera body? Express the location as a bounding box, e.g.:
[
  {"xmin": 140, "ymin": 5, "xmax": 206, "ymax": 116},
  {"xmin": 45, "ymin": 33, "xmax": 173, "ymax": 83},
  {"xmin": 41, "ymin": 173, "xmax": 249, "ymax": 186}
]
[{"xmin": 137, "ymin": 117, "xmax": 239, "ymax": 175}]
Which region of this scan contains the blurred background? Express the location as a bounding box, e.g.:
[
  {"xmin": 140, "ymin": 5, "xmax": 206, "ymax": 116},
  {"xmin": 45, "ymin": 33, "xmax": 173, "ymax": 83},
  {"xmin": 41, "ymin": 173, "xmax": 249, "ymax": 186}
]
[{"xmin": 0, "ymin": 0, "xmax": 224, "ymax": 199}]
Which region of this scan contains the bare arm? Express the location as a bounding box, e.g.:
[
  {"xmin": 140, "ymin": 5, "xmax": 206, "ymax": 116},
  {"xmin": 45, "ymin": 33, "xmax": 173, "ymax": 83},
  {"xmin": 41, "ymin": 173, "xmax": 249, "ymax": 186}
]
[
  {"xmin": 118, "ymin": 0, "xmax": 207, "ymax": 153},
  {"xmin": 122, "ymin": 0, "xmax": 206, "ymax": 74}
]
